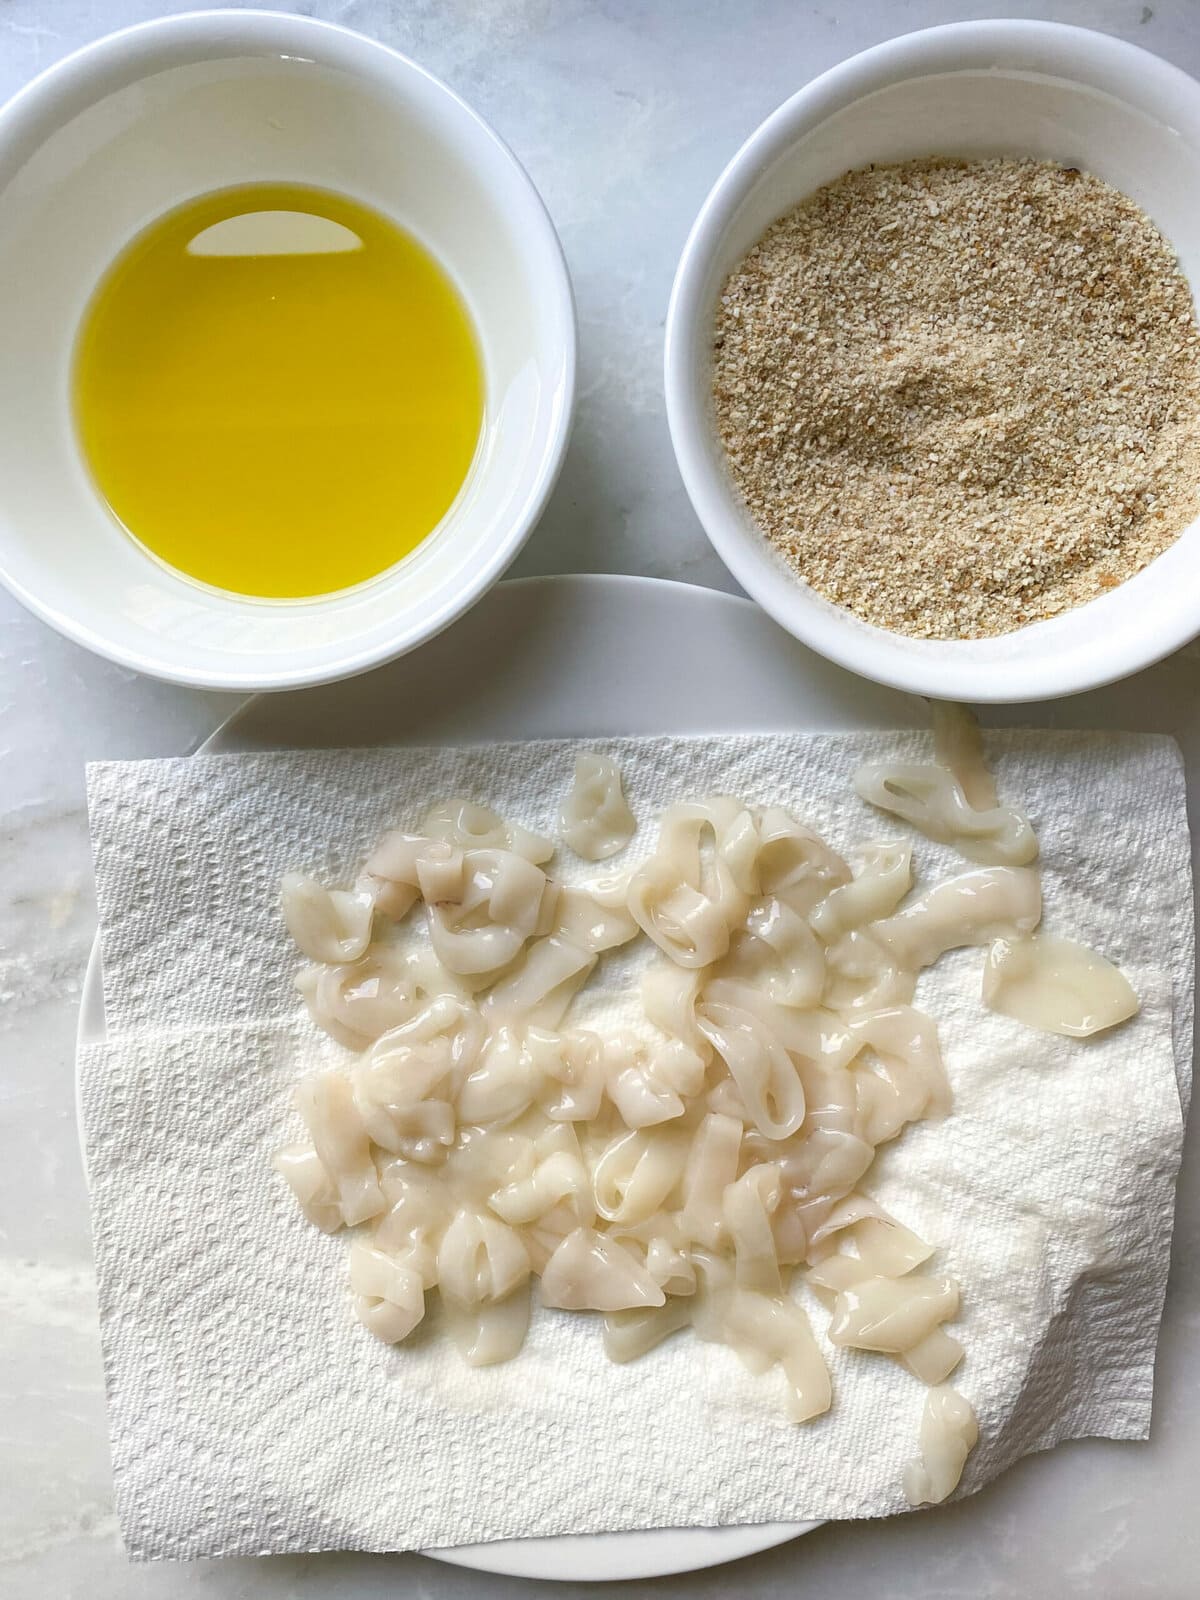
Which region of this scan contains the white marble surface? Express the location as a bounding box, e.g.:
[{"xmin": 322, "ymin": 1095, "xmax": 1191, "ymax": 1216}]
[{"xmin": 3, "ymin": 1, "xmax": 1200, "ymax": 1595}]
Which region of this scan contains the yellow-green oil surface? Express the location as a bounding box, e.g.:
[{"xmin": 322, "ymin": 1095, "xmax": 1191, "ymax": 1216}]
[{"xmin": 74, "ymin": 184, "xmax": 484, "ymax": 599}]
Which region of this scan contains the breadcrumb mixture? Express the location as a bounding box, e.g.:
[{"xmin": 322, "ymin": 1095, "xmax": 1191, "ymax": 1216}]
[{"xmin": 712, "ymin": 158, "xmax": 1200, "ymax": 639}]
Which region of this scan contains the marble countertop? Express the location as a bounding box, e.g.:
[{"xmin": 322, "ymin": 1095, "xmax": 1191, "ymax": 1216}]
[{"xmin": 3, "ymin": 1, "xmax": 1200, "ymax": 1595}]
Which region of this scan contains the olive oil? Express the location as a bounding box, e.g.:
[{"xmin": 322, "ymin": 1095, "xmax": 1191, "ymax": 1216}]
[{"xmin": 73, "ymin": 184, "xmax": 483, "ymax": 599}]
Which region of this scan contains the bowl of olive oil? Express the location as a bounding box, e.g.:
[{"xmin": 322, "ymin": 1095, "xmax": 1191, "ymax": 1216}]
[{"xmin": 0, "ymin": 11, "xmax": 575, "ymax": 688}]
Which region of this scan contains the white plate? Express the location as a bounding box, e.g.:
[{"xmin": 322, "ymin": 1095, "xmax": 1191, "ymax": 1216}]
[{"xmin": 78, "ymin": 573, "xmax": 924, "ymax": 1582}]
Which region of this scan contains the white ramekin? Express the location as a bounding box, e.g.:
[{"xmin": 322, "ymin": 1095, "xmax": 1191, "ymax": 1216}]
[
  {"xmin": 666, "ymin": 21, "xmax": 1200, "ymax": 702},
  {"xmin": 0, "ymin": 9, "xmax": 575, "ymax": 690}
]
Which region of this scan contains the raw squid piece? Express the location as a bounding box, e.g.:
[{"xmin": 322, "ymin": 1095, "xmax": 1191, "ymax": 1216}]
[
  {"xmin": 559, "ymin": 753, "xmax": 637, "ymax": 860},
  {"xmin": 903, "ymin": 1385, "xmax": 979, "ymax": 1505},
  {"xmin": 983, "ymin": 933, "xmax": 1139, "ymax": 1037}
]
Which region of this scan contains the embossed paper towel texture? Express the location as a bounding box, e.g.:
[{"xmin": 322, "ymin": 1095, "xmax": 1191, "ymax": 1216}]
[{"xmin": 81, "ymin": 733, "xmax": 1191, "ymax": 1558}]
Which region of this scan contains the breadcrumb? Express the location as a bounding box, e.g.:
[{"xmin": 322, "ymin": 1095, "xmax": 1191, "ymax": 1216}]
[{"xmin": 712, "ymin": 158, "xmax": 1200, "ymax": 639}]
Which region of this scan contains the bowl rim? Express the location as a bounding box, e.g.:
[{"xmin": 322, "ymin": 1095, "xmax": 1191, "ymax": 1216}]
[
  {"xmin": 0, "ymin": 8, "xmax": 577, "ymax": 693},
  {"xmin": 664, "ymin": 18, "xmax": 1200, "ymax": 703}
]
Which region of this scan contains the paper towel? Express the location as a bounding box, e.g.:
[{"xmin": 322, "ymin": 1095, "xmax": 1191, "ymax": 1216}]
[{"xmin": 80, "ymin": 731, "xmax": 1192, "ymax": 1559}]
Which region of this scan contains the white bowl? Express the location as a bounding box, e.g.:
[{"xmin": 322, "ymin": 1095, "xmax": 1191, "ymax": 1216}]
[
  {"xmin": 0, "ymin": 9, "xmax": 575, "ymax": 691},
  {"xmin": 665, "ymin": 21, "xmax": 1200, "ymax": 703}
]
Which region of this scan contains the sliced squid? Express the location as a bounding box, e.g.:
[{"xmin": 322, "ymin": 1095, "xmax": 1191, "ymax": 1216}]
[
  {"xmin": 902, "ymin": 1327, "xmax": 964, "ymax": 1386},
  {"xmin": 720, "ymin": 898, "xmax": 827, "ymax": 1009},
  {"xmin": 903, "ymin": 1385, "xmax": 979, "ymax": 1506},
  {"xmin": 422, "ymin": 799, "xmax": 554, "ymax": 864},
  {"xmin": 351, "ymin": 1040, "xmax": 458, "ymax": 1165},
  {"xmin": 363, "ymin": 833, "xmax": 464, "ymax": 904},
  {"xmin": 627, "ymin": 859, "xmax": 739, "ymax": 969},
  {"xmin": 559, "ymin": 753, "xmax": 637, "ymax": 860},
  {"xmin": 822, "ymin": 928, "xmax": 918, "ymax": 1013},
  {"xmin": 848, "ymin": 1006, "xmax": 952, "ymax": 1134},
  {"xmin": 482, "ymin": 935, "xmax": 597, "ymax": 1028},
  {"xmin": 539, "ymin": 1228, "xmax": 666, "ymax": 1311},
  {"xmin": 457, "ymin": 1026, "xmax": 546, "ymax": 1126},
  {"xmin": 703, "ymin": 978, "xmax": 859, "ymax": 1071},
  {"xmin": 805, "ymin": 1212, "xmax": 935, "ymax": 1290},
  {"xmin": 869, "ymin": 867, "xmax": 1042, "ymax": 969},
  {"xmin": 444, "ymin": 1285, "xmax": 532, "ymax": 1367},
  {"xmin": 754, "ymin": 806, "xmax": 851, "ymax": 914},
  {"xmin": 297, "ymin": 945, "xmax": 468, "ymax": 1051},
  {"xmin": 931, "ymin": 701, "xmax": 997, "ymax": 811},
  {"xmin": 677, "ymin": 1112, "xmax": 743, "ymax": 1250},
  {"xmin": 626, "ymin": 799, "xmax": 754, "ymax": 967},
  {"xmin": 723, "ymin": 1165, "xmax": 783, "ymax": 1295},
  {"xmin": 861, "ymin": 702, "xmax": 1033, "ymax": 866},
  {"xmin": 810, "ymin": 841, "xmax": 913, "ymax": 943},
  {"xmin": 538, "ymin": 1028, "xmax": 607, "ymax": 1122},
  {"xmin": 704, "ymin": 1276, "xmax": 833, "ymax": 1424},
  {"xmin": 356, "ymin": 871, "xmax": 419, "ymax": 924},
  {"xmin": 603, "ymin": 1298, "xmax": 693, "ymax": 1362},
  {"xmin": 436, "ymin": 1210, "xmax": 530, "ymax": 1308},
  {"xmin": 855, "ymin": 762, "xmax": 1037, "ymax": 867},
  {"xmin": 427, "ymin": 849, "xmax": 550, "ymax": 977},
  {"xmin": 294, "ymin": 1072, "xmax": 383, "ymax": 1226},
  {"xmin": 281, "ymin": 873, "xmax": 374, "ymax": 964},
  {"xmin": 275, "ymin": 737, "xmax": 1137, "ymax": 1507},
  {"xmin": 982, "ymin": 933, "xmax": 1138, "ymax": 1037},
  {"xmin": 640, "ymin": 1234, "xmax": 697, "ymax": 1296},
  {"xmin": 489, "ymin": 1148, "xmax": 594, "ymax": 1228},
  {"xmin": 604, "ymin": 1031, "xmax": 705, "ymax": 1129},
  {"xmin": 592, "ymin": 1128, "xmax": 689, "ymax": 1226},
  {"xmin": 350, "ymin": 1239, "xmax": 427, "ymax": 1343},
  {"xmin": 273, "ymin": 1143, "xmax": 344, "ymax": 1233},
  {"xmin": 552, "ymin": 885, "xmax": 640, "ymax": 953},
  {"xmin": 373, "ymin": 1174, "xmax": 448, "ymax": 1276},
  {"xmin": 695, "ymin": 998, "xmax": 806, "ymax": 1140},
  {"xmin": 640, "ymin": 964, "xmax": 711, "ymax": 1061},
  {"xmin": 827, "ymin": 1273, "xmax": 959, "ymax": 1354}
]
